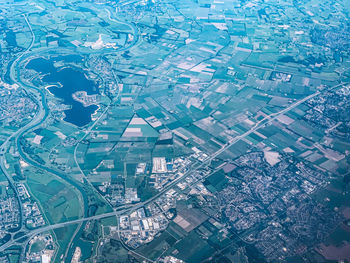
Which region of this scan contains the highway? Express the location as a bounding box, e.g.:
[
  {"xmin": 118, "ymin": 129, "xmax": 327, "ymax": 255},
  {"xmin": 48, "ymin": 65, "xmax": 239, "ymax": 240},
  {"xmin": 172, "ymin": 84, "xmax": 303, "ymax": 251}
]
[
  {"xmin": 0, "ymin": 8, "xmax": 144, "ymax": 259},
  {"xmin": 0, "ymin": 14, "xmax": 42, "ymax": 236},
  {"xmin": 0, "ymin": 14, "xmax": 37, "ymax": 153},
  {"xmin": 1, "ymin": 4, "xmax": 348, "ymax": 259},
  {"xmin": 1, "ymin": 81, "xmax": 348, "ymax": 253}
]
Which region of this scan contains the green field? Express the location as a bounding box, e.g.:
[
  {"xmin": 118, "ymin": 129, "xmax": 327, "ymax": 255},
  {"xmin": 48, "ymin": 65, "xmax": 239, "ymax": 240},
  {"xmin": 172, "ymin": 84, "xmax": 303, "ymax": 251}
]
[{"xmin": 27, "ymin": 171, "xmax": 82, "ymax": 224}]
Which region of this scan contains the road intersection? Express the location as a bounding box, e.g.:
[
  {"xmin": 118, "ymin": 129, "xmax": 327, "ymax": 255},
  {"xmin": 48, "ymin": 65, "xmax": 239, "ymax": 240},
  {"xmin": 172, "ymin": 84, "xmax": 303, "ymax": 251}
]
[{"xmin": 2, "ymin": 81, "xmax": 347, "ymax": 253}]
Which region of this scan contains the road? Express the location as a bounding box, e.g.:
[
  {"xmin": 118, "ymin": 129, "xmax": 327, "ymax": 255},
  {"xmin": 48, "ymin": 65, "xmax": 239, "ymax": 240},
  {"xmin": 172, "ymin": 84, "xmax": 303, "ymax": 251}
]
[
  {"xmin": 0, "ymin": 14, "xmax": 42, "ymax": 236},
  {"xmin": 0, "ymin": 14, "xmax": 90, "ymax": 258},
  {"xmin": 2, "ymin": 81, "xmax": 348, "ymax": 253},
  {"xmin": 0, "ymin": 8, "xmax": 144, "ymax": 259},
  {"xmin": 0, "ymin": 14, "xmax": 37, "ymax": 153}
]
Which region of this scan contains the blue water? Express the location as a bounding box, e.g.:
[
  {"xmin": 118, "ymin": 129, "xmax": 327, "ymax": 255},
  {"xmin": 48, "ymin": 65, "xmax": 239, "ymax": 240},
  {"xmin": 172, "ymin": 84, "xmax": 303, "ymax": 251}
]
[{"xmin": 26, "ymin": 57, "xmax": 98, "ymax": 127}]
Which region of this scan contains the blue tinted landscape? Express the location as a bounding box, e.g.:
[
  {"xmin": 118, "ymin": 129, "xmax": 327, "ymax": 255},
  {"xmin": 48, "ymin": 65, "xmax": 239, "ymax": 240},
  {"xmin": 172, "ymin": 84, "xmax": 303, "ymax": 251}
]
[{"xmin": 0, "ymin": 0, "xmax": 349, "ymax": 262}]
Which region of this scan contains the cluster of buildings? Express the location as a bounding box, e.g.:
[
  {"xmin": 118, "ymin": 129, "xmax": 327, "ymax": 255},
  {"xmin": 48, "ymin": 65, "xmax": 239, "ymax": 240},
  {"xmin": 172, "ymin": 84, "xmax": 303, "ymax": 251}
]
[
  {"xmin": 17, "ymin": 183, "xmax": 45, "ymax": 229},
  {"xmin": 0, "ymin": 189, "xmax": 20, "ymax": 231},
  {"xmin": 213, "ymin": 151, "xmax": 338, "ymax": 261},
  {"xmin": 118, "ymin": 208, "xmax": 168, "ymax": 248},
  {"xmin": 116, "ymin": 189, "xmax": 179, "ymax": 248},
  {"xmin": 150, "ymin": 157, "xmax": 176, "ymax": 190},
  {"xmin": 72, "ymin": 91, "xmax": 100, "ymax": 107},
  {"xmin": 100, "ymin": 182, "xmax": 125, "ymax": 206},
  {"xmin": 99, "ymin": 154, "xmax": 194, "ymax": 207},
  {"xmin": 26, "ymin": 234, "xmax": 54, "ymax": 263},
  {"xmin": 150, "ymin": 153, "xmax": 208, "ymax": 191},
  {"xmin": 160, "ymin": 256, "xmax": 184, "ymax": 263},
  {"xmin": 0, "ymin": 81, "xmax": 37, "ymax": 128},
  {"xmin": 1, "ymin": 0, "xmax": 349, "ymax": 261}
]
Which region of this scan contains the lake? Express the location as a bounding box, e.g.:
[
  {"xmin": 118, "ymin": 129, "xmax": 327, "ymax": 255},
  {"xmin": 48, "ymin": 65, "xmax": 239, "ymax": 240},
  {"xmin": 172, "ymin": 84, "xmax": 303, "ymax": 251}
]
[{"xmin": 26, "ymin": 57, "xmax": 99, "ymax": 127}]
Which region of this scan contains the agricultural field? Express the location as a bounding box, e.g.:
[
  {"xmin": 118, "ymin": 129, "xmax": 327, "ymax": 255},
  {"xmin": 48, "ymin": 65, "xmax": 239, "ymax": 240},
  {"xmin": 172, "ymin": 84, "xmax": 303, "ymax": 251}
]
[{"xmin": 0, "ymin": 0, "xmax": 349, "ymax": 262}]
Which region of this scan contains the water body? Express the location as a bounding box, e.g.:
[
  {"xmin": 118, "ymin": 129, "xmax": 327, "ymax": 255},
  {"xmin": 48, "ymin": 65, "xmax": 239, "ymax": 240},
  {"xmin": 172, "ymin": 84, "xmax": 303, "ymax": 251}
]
[{"xmin": 26, "ymin": 57, "xmax": 98, "ymax": 127}]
